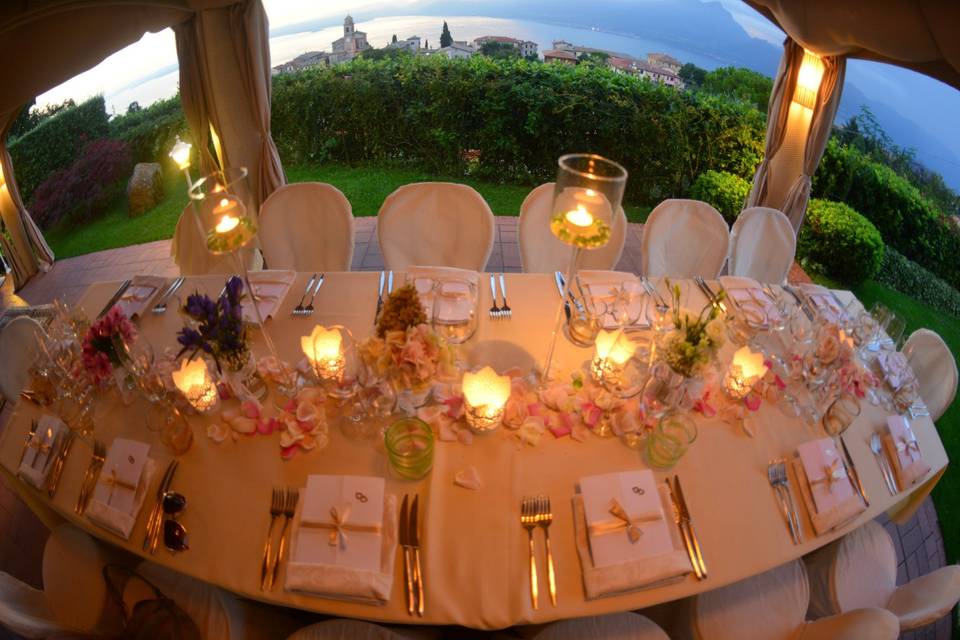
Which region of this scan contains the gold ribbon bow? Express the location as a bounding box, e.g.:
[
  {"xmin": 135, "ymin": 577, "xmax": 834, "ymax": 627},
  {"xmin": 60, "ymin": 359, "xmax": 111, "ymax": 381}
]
[
  {"xmin": 588, "ymin": 498, "xmax": 660, "ymax": 544},
  {"xmin": 301, "ymin": 503, "xmax": 382, "ymax": 548},
  {"xmin": 28, "ymin": 435, "xmax": 52, "ymax": 459},
  {"xmin": 810, "ymin": 459, "xmax": 846, "ymax": 493},
  {"xmin": 103, "ymin": 467, "xmax": 138, "ymax": 506},
  {"xmin": 896, "ymin": 437, "xmax": 922, "ymax": 461}
]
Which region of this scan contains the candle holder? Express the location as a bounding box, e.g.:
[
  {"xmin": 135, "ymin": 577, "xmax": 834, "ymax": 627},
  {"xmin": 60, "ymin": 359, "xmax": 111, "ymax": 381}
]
[
  {"xmin": 172, "ymin": 358, "xmax": 219, "ymax": 414},
  {"xmin": 461, "ymin": 366, "xmax": 511, "ymax": 434},
  {"xmin": 301, "ymin": 324, "xmax": 359, "ymax": 400},
  {"xmin": 541, "ymin": 154, "xmax": 627, "ymax": 383},
  {"xmin": 591, "ymin": 329, "xmax": 636, "ymax": 385},
  {"xmin": 723, "ymin": 346, "xmax": 766, "ymax": 400}
]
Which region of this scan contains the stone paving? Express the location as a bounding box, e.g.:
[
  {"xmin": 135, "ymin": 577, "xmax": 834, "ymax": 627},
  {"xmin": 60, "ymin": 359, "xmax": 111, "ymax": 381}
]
[{"xmin": 0, "ymin": 216, "xmax": 952, "ymax": 638}]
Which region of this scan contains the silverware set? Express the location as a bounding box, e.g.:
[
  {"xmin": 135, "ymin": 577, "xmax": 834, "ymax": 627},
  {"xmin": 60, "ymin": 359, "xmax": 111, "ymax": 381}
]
[
  {"xmin": 75, "ymin": 440, "xmax": 105, "ymax": 516},
  {"xmin": 870, "ymin": 433, "xmax": 900, "ymax": 495},
  {"xmin": 143, "ymin": 460, "xmax": 179, "ymax": 554},
  {"xmin": 554, "ymin": 272, "xmax": 584, "ymax": 322},
  {"xmin": 488, "ymin": 273, "xmax": 511, "ymax": 319},
  {"xmin": 694, "ymin": 276, "xmax": 726, "ymax": 312},
  {"xmin": 640, "ymin": 276, "xmax": 669, "ymax": 313},
  {"xmin": 840, "ymin": 437, "xmax": 869, "ymax": 507},
  {"xmin": 97, "ymin": 279, "xmax": 132, "ymax": 319},
  {"xmin": 767, "ymin": 459, "xmax": 803, "ymax": 545},
  {"xmin": 399, "ymin": 494, "xmax": 425, "ymax": 616},
  {"xmin": 46, "ymin": 431, "xmax": 75, "ymax": 498},
  {"xmin": 519, "ymin": 494, "xmax": 557, "ymax": 609},
  {"xmin": 374, "ymin": 270, "xmax": 394, "ymax": 325},
  {"xmin": 291, "ymin": 273, "xmax": 325, "ymax": 316},
  {"xmin": 151, "ymin": 277, "xmax": 184, "ymax": 314},
  {"xmin": 666, "ymin": 476, "xmax": 707, "ymax": 580},
  {"xmin": 260, "ymin": 487, "xmax": 298, "ymax": 591}
]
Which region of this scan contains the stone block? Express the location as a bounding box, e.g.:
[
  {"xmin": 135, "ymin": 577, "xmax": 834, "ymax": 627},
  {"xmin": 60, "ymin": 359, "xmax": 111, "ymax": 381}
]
[{"xmin": 127, "ymin": 162, "xmax": 164, "ymax": 217}]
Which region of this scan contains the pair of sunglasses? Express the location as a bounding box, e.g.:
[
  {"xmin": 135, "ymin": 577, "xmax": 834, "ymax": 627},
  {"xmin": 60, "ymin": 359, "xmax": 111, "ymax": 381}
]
[{"xmin": 162, "ymin": 491, "xmax": 189, "ymax": 552}]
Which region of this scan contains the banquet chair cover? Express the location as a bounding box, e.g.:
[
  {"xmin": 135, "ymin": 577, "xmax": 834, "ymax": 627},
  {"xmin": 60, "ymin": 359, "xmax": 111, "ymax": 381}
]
[
  {"xmin": 377, "ymin": 183, "xmax": 495, "ymax": 271},
  {"xmin": 171, "ymin": 204, "xmax": 263, "ymax": 276},
  {"xmin": 804, "ymin": 520, "xmax": 960, "ymax": 630},
  {"xmin": 0, "ymin": 316, "xmax": 44, "ymax": 404},
  {"xmin": 287, "ymin": 619, "xmax": 435, "ymax": 639},
  {"xmin": 43, "ymin": 524, "xmax": 118, "ymax": 634},
  {"xmin": 258, "ymin": 183, "xmax": 355, "ymax": 272},
  {"xmin": 532, "ymin": 612, "xmax": 669, "ymax": 639},
  {"xmin": 728, "ymin": 206, "xmax": 796, "ymax": 283},
  {"xmin": 0, "ymin": 572, "xmax": 70, "ymax": 639},
  {"xmin": 518, "ymin": 183, "xmax": 628, "ymax": 273},
  {"xmin": 903, "ymin": 328, "xmax": 958, "ymax": 422},
  {"xmin": 641, "ymin": 199, "xmax": 729, "ymax": 278}
]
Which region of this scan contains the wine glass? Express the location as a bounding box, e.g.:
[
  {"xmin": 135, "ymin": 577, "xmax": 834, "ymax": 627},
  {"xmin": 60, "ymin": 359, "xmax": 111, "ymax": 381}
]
[
  {"xmin": 431, "ymin": 279, "xmax": 478, "ymax": 344},
  {"xmin": 641, "ymin": 362, "xmax": 687, "ymax": 419}
]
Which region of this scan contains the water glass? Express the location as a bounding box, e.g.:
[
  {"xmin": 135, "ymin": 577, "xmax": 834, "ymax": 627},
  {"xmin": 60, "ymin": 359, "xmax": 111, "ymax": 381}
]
[
  {"xmin": 641, "ymin": 362, "xmax": 688, "ymax": 419},
  {"xmin": 384, "ymin": 418, "xmax": 434, "ymax": 480},
  {"xmin": 822, "ymin": 393, "xmax": 861, "ymax": 437},
  {"xmin": 567, "ymin": 298, "xmax": 605, "ymax": 347},
  {"xmin": 645, "ymin": 413, "xmax": 698, "ymax": 469},
  {"xmin": 431, "ymin": 279, "xmax": 478, "ymax": 344}
]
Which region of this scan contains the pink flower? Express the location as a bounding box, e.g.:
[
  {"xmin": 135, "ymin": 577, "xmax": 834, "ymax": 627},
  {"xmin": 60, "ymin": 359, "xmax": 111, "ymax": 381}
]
[
  {"xmin": 744, "ymin": 391, "xmax": 762, "ymax": 412},
  {"xmin": 503, "ymin": 394, "xmax": 530, "ymax": 429},
  {"xmin": 693, "ymin": 389, "xmax": 717, "ymax": 418}
]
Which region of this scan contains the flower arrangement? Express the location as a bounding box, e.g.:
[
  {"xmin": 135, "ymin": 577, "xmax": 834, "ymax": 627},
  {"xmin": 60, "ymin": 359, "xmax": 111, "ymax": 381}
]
[
  {"xmin": 176, "ymin": 276, "xmax": 249, "ymax": 373},
  {"xmin": 376, "ymin": 283, "xmax": 427, "ymax": 338},
  {"xmin": 659, "ymin": 281, "xmax": 725, "ymax": 378},
  {"xmin": 81, "ymin": 306, "xmax": 136, "ymax": 385},
  {"xmin": 360, "ymin": 323, "xmax": 456, "ymax": 392}
]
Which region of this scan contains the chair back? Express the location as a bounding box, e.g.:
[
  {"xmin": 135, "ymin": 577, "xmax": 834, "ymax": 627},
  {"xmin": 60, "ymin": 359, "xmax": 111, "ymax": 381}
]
[
  {"xmin": 903, "ymin": 328, "xmax": 958, "ymax": 421},
  {"xmin": 519, "ymin": 182, "xmax": 628, "ymax": 273},
  {"xmin": 642, "ymin": 199, "xmax": 729, "ymax": 278},
  {"xmin": 729, "ymin": 206, "xmax": 796, "ymax": 283},
  {"xmin": 259, "ymin": 183, "xmax": 354, "ymax": 271},
  {"xmin": 377, "ymin": 183, "xmax": 494, "ymax": 271},
  {"xmin": 171, "ymin": 204, "xmax": 261, "ymax": 276},
  {"xmin": 0, "ymin": 316, "xmax": 44, "ymax": 403}
]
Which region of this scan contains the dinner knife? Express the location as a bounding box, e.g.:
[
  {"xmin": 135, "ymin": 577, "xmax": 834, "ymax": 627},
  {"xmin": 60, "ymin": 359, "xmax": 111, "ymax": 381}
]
[
  {"xmin": 410, "ymin": 494, "xmax": 424, "ymax": 616},
  {"xmin": 47, "ymin": 432, "xmax": 74, "ymax": 498},
  {"xmin": 839, "ymin": 437, "xmax": 869, "ymax": 507},
  {"xmin": 665, "ymin": 479, "xmax": 702, "ymax": 580},
  {"xmin": 673, "ymin": 476, "xmax": 707, "ymax": 579},
  {"xmin": 555, "ymin": 272, "xmax": 584, "ymax": 312},
  {"xmin": 144, "ymin": 460, "xmax": 178, "ymax": 553},
  {"xmin": 97, "ymin": 279, "xmax": 132, "ymax": 319},
  {"xmin": 399, "ymin": 495, "xmax": 414, "ymax": 615},
  {"xmin": 553, "ymin": 272, "xmax": 571, "ymax": 321},
  {"xmin": 375, "ymin": 271, "xmax": 385, "ymax": 324},
  {"xmin": 387, "ymin": 270, "xmax": 394, "ymax": 294},
  {"xmin": 41, "ymin": 430, "xmax": 61, "ymax": 475}
]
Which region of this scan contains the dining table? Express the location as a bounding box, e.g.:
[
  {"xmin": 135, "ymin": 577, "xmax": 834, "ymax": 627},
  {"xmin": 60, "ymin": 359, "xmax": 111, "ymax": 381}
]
[{"xmin": 0, "ymin": 272, "xmax": 948, "ymax": 630}]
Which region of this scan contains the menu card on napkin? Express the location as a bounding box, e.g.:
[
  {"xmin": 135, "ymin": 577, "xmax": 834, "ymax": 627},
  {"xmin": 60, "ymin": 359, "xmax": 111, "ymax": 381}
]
[
  {"xmin": 86, "ymin": 439, "xmax": 155, "ymax": 539},
  {"xmin": 17, "ymin": 415, "xmax": 66, "ymax": 489},
  {"xmin": 877, "ymin": 352, "xmax": 915, "ymax": 391},
  {"xmin": 579, "ymin": 271, "xmax": 651, "ymax": 329},
  {"xmin": 799, "ymin": 283, "xmax": 848, "ymax": 324},
  {"xmin": 115, "ymin": 275, "xmax": 168, "ymax": 318},
  {"xmin": 241, "ymin": 270, "xmax": 296, "ymax": 323},
  {"xmin": 883, "ymin": 415, "xmax": 930, "ymax": 488},
  {"xmin": 797, "ymin": 438, "xmax": 853, "ymax": 513},
  {"xmin": 719, "ymin": 276, "xmax": 782, "ymax": 327}
]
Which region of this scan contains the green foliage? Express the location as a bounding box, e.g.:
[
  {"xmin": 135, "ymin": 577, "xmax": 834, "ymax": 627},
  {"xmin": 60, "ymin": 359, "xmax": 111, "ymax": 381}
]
[
  {"xmin": 270, "ymin": 56, "xmax": 766, "ymax": 205},
  {"xmin": 700, "ymin": 66, "xmax": 772, "ymax": 112},
  {"xmin": 9, "ymin": 98, "xmax": 77, "ymax": 142},
  {"xmin": 108, "ymin": 95, "xmax": 188, "ymax": 168},
  {"xmin": 688, "ymin": 170, "xmax": 750, "ymax": 224},
  {"xmin": 359, "ymin": 47, "xmax": 410, "ymax": 61},
  {"xmin": 440, "ymin": 21, "xmax": 453, "ymax": 48},
  {"xmin": 797, "ymin": 198, "xmax": 884, "ymax": 284},
  {"xmin": 9, "ymin": 96, "xmax": 109, "ymax": 202},
  {"xmin": 875, "ymin": 247, "xmax": 960, "ymax": 318},
  {"xmin": 479, "ymin": 41, "xmax": 519, "ymax": 59},
  {"xmin": 679, "ymin": 63, "xmax": 706, "ymax": 89},
  {"xmin": 578, "ymin": 51, "xmax": 609, "ymax": 66},
  {"xmin": 813, "ymin": 137, "xmax": 960, "ymax": 290}
]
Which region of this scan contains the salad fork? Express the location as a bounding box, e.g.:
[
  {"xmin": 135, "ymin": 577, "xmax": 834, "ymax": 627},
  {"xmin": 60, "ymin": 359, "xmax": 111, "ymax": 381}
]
[
  {"xmin": 520, "ymin": 497, "xmax": 539, "ymax": 610},
  {"xmin": 870, "ymin": 433, "xmax": 899, "ymax": 494},
  {"xmin": 534, "ymin": 495, "xmax": 556, "ymax": 606},
  {"xmin": 767, "ymin": 460, "xmax": 800, "ymax": 544},
  {"xmin": 270, "ymin": 488, "xmax": 299, "ymax": 590},
  {"xmin": 260, "ymin": 488, "xmax": 284, "ymax": 590},
  {"xmin": 151, "ymin": 277, "xmax": 184, "ymax": 314},
  {"xmin": 488, "ymin": 274, "xmax": 502, "ymax": 319},
  {"xmin": 291, "ymin": 274, "xmax": 316, "ymax": 316},
  {"xmin": 302, "ymin": 274, "xmax": 324, "ymax": 316},
  {"xmin": 498, "ymin": 273, "xmax": 511, "ymax": 319}
]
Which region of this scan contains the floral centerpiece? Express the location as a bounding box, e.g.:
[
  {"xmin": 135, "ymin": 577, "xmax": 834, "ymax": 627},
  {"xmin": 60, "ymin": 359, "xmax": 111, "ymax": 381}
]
[
  {"xmin": 658, "ymin": 281, "xmax": 725, "ymax": 379},
  {"xmin": 81, "ymin": 307, "xmax": 136, "ymax": 385},
  {"xmin": 176, "ymin": 276, "xmax": 249, "ymax": 374}
]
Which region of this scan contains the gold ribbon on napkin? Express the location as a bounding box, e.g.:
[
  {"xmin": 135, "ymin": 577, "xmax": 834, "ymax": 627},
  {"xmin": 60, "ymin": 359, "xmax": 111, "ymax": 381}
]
[
  {"xmin": 300, "ymin": 503, "xmax": 382, "ymax": 548},
  {"xmin": 896, "ymin": 436, "xmax": 922, "ymax": 461},
  {"xmin": 27, "ymin": 435, "xmax": 53, "ymax": 459},
  {"xmin": 809, "ymin": 459, "xmax": 846, "ymax": 493},
  {"xmin": 587, "ymin": 498, "xmax": 660, "ymax": 544},
  {"xmin": 103, "ymin": 467, "xmax": 138, "ymax": 506}
]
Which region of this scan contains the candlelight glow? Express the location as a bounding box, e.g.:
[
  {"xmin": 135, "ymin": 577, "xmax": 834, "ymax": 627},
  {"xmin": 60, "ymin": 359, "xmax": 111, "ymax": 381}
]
[
  {"xmin": 462, "ymin": 366, "xmax": 511, "ymax": 432},
  {"xmin": 595, "ymin": 329, "xmax": 635, "ymax": 365},
  {"xmin": 793, "ymin": 49, "xmax": 824, "ymax": 110},
  {"xmin": 215, "ymin": 214, "xmax": 240, "ymax": 234},
  {"xmin": 302, "ymin": 325, "xmax": 345, "ymax": 380},
  {"xmin": 172, "ymin": 358, "xmax": 218, "ymax": 412},
  {"xmin": 168, "ymin": 137, "xmax": 192, "ymax": 170},
  {"xmin": 723, "ymin": 346, "xmax": 766, "ymax": 399},
  {"xmin": 565, "ymin": 205, "xmax": 594, "ymax": 228}
]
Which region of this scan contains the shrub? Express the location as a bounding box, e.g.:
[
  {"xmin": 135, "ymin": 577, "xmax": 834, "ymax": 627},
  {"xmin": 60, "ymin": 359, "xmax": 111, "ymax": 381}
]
[
  {"xmin": 688, "ymin": 170, "xmax": 750, "ymax": 224},
  {"xmin": 9, "ymin": 96, "xmax": 109, "ymax": 202},
  {"xmin": 797, "ymin": 199, "xmax": 884, "ymax": 284},
  {"xmin": 30, "ymin": 139, "xmax": 133, "ymax": 230},
  {"xmin": 875, "ymin": 247, "xmax": 960, "ymax": 318},
  {"xmin": 109, "ymin": 96, "xmax": 188, "ymax": 167}
]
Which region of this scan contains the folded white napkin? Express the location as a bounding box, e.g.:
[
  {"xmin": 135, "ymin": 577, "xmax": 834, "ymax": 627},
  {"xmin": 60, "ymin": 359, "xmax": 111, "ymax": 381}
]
[
  {"xmin": 407, "ymin": 266, "xmax": 479, "ymax": 322},
  {"xmin": 883, "ymin": 415, "xmax": 930, "ymax": 489},
  {"xmin": 579, "ymin": 270, "xmax": 650, "ymax": 329},
  {"xmin": 115, "ymin": 275, "xmax": 168, "ymax": 318},
  {"xmin": 798, "ymin": 283, "xmax": 847, "ymax": 324},
  {"xmin": 285, "ymin": 475, "xmax": 397, "ymax": 604},
  {"xmin": 86, "ymin": 439, "xmax": 155, "ymax": 540},
  {"xmin": 793, "ymin": 457, "xmax": 864, "ymax": 536},
  {"xmin": 241, "ymin": 270, "xmax": 296, "ymax": 323},
  {"xmin": 17, "ymin": 415, "xmax": 66, "ymax": 490}
]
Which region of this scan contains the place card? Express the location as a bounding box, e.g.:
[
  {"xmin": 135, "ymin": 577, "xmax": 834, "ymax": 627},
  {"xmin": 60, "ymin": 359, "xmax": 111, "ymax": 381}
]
[
  {"xmin": 18, "ymin": 415, "xmax": 66, "ymax": 489},
  {"xmin": 797, "ymin": 438, "xmax": 853, "ymax": 514},
  {"xmin": 580, "ymin": 470, "xmax": 671, "ymax": 568},
  {"xmin": 241, "ymin": 270, "xmax": 295, "ymax": 322},
  {"xmin": 91, "ymin": 439, "xmax": 150, "ymax": 516}
]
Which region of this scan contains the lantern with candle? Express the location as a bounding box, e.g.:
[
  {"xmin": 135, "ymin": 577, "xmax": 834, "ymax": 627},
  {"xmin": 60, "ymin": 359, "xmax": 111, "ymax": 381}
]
[
  {"xmin": 172, "ymin": 358, "xmax": 219, "ymax": 413},
  {"xmin": 461, "ymin": 366, "xmax": 512, "ymax": 433},
  {"xmin": 302, "ymin": 325, "xmax": 359, "ymax": 399},
  {"xmin": 591, "ymin": 329, "xmax": 636, "ymax": 385},
  {"xmin": 723, "ymin": 346, "xmax": 766, "ymax": 400}
]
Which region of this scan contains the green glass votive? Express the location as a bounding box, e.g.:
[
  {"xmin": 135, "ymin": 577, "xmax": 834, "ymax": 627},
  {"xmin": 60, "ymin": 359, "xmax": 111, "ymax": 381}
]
[
  {"xmin": 645, "ymin": 412, "xmax": 698, "ymax": 470},
  {"xmin": 384, "ymin": 417, "xmax": 434, "ymax": 480}
]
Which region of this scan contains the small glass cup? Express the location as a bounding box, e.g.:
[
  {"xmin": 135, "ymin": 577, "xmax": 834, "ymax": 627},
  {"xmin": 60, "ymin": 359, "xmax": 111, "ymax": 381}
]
[
  {"xmin": 159, "ymin": 404, "xmax": 194, "ymax": 455},
  {"xmin": 566, "ymin": 298, "xmax": 605, "ymax": 347},
  {"xmin": 384, "ymin": 418, "xmax": 434, "ymax": 480},
  {"xmin": 645, "ymin": 412, "xmax": 698, "ymax": 469},
  {"xmin": 641, "ymin": 361, "xmax": 688, "ymax": 419},
  {"xmin": 822, "ymin": 393, "xmax": 861, "ymax": 437},
  {"xmin": 431, "ymin": 279, "xmax": 478, "ymax": 344}
]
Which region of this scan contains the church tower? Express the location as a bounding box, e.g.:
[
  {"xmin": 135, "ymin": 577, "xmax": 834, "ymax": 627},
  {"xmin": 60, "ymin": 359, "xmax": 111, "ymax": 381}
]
[{"xmin": 344, "ymin": 14, "xmax": 355, "ymax": 36}]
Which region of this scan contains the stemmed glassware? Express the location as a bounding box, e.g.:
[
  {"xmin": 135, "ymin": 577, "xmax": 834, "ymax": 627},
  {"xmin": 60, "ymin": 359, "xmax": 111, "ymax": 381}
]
[{"xmin": 431, "ymin": 279, "xmax": 478, "ymax": 344}]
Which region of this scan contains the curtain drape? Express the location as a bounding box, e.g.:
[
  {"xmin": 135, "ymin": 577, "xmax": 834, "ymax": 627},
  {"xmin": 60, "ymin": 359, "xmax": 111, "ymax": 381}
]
[{"xmin": 0, "ymin": 107, "xmax": 54, "ymax": 289}]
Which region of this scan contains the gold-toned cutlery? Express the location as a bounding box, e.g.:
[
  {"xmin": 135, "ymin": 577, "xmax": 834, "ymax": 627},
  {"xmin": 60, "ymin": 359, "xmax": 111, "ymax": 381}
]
[
  {"xmin": 259, "ymin": 488, "xmax": 284, "ymax": 590},
  {"xmin": 534, "ymin": 495, "xmax": 557, "ymax": 606},
  {"xmin": 498, "ymin": 273, "xmax": 511, "ymax": 320},
  {"xmin": 520, "ymin": 496, "xmax": 540, "ymax": 610},
  {"xmin": 97, "ymin": 279, "xmax": 132, "ymax": 319},
  {"xmin": 17, "ymin": 420, "xmax": 39, "ymax": 468},
  {"xmin": 665, "ymin": 479, "xmax": 703, "ymax": 580},
  {"xmin": 151, "ymin": 277, "xmax": 184, "ymax": 314},
  {"xmin": 410, "ymin": 494, "xmax": 424, "ymax": 616},
  {"xmin": 291, "ymin": 274, "xmax": 317, "ymax": 316},
  {"xmin": 767, "ymin": 460, "xmax": 802, "ymax": 544},
  {"xmin": 143, "ymin": 460, "xmax": 178, "ymax": 553},
  {"xmin": 399, "ymin": 494, "xmax": 414, "ymax": 615},
  {"xmin": 47, "ymin": 431, "xmax": 75, "ymax": 498},
  {"xmin": 269, "ymin": 488, "xmax": 298, "ymax": 591},
  {"xmin": 673, "ymin": 476, "xmax": 707, "ymax": 579},
  {"xmin": 870, "ymin": 433, "xmax": 899, "ymax": 494},
  {"xmin": 489, "ymin": 274, "xmax": 502, "ymax": 319},
  {"xmin": 374, "ymin": 270, "xmax": 386, "ymax": 325},
  {"xmin": 75, "ymin": 440, "xmax": 105, "ymax": 516},
  {"xmin": 839, "ymin": 437, "xmax": 869, "ymax": 507}
]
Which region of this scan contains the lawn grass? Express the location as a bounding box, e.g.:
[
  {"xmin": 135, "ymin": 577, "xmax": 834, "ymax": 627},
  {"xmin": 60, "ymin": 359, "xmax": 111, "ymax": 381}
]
[{"xmin": 46, "ymin": 163, "xmax": 652, "ymax": 258}]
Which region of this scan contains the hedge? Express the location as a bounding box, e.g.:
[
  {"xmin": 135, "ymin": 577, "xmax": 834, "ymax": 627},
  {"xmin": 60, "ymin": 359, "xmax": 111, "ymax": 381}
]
[
  {"xmin": 797, "ymin": 198, "xmax": 884, "ymax": 284},
  {"xmin": 9, "ymin": 96, "xmax": 109, "ymax": 203},
  {"xmin": 109, "ymin": 96, "xmax": 188, "ymax": 167},
  {"xmin": 875, "ymin": 247, "xmax": 960, "ymax": 319},
  {"xmin": 271, "ymin": 55, "xmax": 766, "ymax": 205},
  {"xmin": 688, "ymin": 170, "xmax": 750, "ymax": 224}
]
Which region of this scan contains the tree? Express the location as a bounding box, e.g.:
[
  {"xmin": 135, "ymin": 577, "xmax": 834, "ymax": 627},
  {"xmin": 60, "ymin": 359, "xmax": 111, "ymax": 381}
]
[
  {"xmin": 391, "ymin": 34, "xmax": 398, "ymax": 44},
  {"xmin": 440, "ymin": 21, "xmax": 453, "ymax": 48},
  {"xmin": 577, "ymin": 51, "xmax": 609, "ymax": 66},
  {"xmin": 679, "ymin": 62, "xmax": 707, "ymax": 89},
  {"xmin": 479, "ymin": 41, "xmax": 519, "ymax": 60},
  {"xmin": 127, "ymin": 101, "xmax": 141, "ymax": 113},
  {"xmin": 8, "ymin": 97, "xmax": 76, "ymax": 142},
  {"xmin": 701, "ymin": 66, "xmax": 773, "ymax": 112}
]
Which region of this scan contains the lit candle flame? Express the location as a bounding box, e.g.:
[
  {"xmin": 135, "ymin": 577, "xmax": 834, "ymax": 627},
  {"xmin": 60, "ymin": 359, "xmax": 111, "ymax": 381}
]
[
  {"xmin": 215, "ymin": 214, "xmax": 239, "ymax": 234},
  {"xmin": 565, "ymin": 205, "xmax": 594, "ymax": 228}
]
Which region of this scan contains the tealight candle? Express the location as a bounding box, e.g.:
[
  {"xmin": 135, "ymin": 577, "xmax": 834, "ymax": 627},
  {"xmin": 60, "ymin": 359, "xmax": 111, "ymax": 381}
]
[
  {"xmin": 302, "ymin": 325, "xmax": 345, "ymax": 381},
  {"xmin": 549, "ymin": 187, "xmax": 614, "ymax": 249},
  {"xmin": 205, "ymin": 193, "xmax": 255, "ymax": 253},
  {"xmin": 723, "ymin": 346, "xmax": 766, "ymax": 399},
  {"xmin": 565, "ymin": 205, "xmax": 594, "ymax": 227},
  {"xmin": 172, "ymin": 358, "xmax": 219, "ymax": 413},
  {"xmin": 591, "ymin": 329, "xmax": 636, "ymax": 384},
  {"xmin": 461, "ymin": 366, "xmax": 511, "ymax": 433}
]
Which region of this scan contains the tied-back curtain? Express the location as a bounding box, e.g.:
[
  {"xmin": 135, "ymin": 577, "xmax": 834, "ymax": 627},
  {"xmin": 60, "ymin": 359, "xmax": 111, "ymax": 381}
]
[
  {"xmin": 0, "ymin": 106, "xmax": 54, "ymax": 289},
  {"xmin": 745, "ymin": 38, "xmax": 804, "ymax": 211},
  {"xmin": 174, "ymin": 15, "xmax": 223, "ymax": 176},
  {"xmin": 779, "ymin": 55, "xmax": 845, "ymax": 231}
]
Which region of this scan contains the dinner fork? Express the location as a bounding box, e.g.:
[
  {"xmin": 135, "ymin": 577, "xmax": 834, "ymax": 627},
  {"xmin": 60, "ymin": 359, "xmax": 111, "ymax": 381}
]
[
  {"xmin": 767, "ymin": 460, "xmax": 800, "ymax": 544},
  {"xmin": 534, "ymin": 495, "xmax": 556, "ymax": 606},
  {"xmin": 870, "ymin": 433, "xmax": 899, "ymax": 494},
  {"xmin": 291, "ymin": 274, "xmax": 317, "ymax": 316},
  {"xmin": 488, "ymin": 273, "xmax": 502, "ymax": 319},
  {"xmin": 75, "ymin": 440, "xmax": 105, "ymax": 516},
  {"xmin": 499, "ymin": 273, "xmax": 511, "ymax": 319},
  {"xmin": 47, "ymin": 430, "xmax": 75, "ymax": 498},
  {"xmin": 270, "ymin": 488, "xmax": 299, "ymax": 591},
  {"xmin": 151, "ymin": 277, "xmax": 184, "ymax": 314},
  {"xmin": 520, "ymin": 497, "xmax": 539, "ymax": 610},
  {"xmin": 260, "ymin": 488, "xmax": 284, "ymax": 590},
  {"xmin": 302, "ymin": 274, "xmax": 324, "ymax": 316},
  {"xmin": 775, "ymin": 461, "xmax": 802, "ymax": 544}
]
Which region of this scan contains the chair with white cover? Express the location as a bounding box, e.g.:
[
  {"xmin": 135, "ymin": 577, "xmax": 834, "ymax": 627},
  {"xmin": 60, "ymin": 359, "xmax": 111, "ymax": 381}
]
[
  {"xmin": 171, "ymin": 204, "xmax": 262, "ymax": 276},
  {"xmin": 728, "ymin": 206, "xmax": 796, "ymax": 283},
  {"xmin": 258, "ymin": 183, "xmax": 355, "ymax": 271},
  {"xmin": 680, "ymin": 559, "xmax": 899, "ymax": 640},
  {"xmin": 903, "ymin": 328, "xmax": 958, "ymax": 422},
  {"xmin": 641, "ymin": 199, "xmax": 729, "ymax": 278},
  {"xmin": 287, "ymin": 619, "xmax": 435, "ymax": 639},
  {"xmin": 805, "ymin": 520, "xmax": 960, "ymax": 631},
  {"xmin": 531, "ymin": 612, "xmax": 669, "ymax": 639},
  {"xmin": 519, "ymin": 182, "xmax": 628, "ymax": 273},
  {"xmin": 0, "ymin": 316, "xmax": 44, "ymax": 409},
  {"xmin": 377, "ymin": 183, "xmax": 495, "ymax": 271}
]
